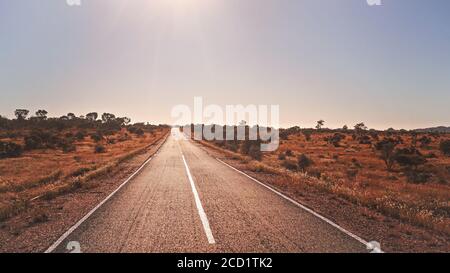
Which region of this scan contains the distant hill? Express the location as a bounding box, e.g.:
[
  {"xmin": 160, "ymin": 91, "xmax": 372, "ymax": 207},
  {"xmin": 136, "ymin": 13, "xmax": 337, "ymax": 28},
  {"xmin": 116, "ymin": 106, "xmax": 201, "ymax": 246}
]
[{"xmin": 414, "ymin": 126, "xmax": 450, "ymax": 133}]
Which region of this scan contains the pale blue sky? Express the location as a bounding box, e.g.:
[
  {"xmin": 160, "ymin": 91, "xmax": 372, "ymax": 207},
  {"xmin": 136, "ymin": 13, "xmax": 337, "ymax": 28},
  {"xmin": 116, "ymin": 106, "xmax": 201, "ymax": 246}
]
[{"xmin": 1, "ymin": 0, "xmax": 449, "ymax": 129}]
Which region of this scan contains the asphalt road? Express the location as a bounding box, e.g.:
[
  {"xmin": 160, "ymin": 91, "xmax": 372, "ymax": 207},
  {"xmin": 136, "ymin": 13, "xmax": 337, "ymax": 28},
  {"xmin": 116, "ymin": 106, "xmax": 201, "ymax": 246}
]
[{"xmin": 50, "ymin": 129, "xmax": 367, "ymax": 253}]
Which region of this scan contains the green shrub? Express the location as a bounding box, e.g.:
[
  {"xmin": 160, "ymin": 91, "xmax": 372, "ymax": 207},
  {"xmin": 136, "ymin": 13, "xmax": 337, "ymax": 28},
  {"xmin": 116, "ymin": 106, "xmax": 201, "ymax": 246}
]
[
  {"xmin": 94, "ymin": 144, "xmax": 106, "ymax": 153},
  {"xmin": 440, "ymin": 140, "xmax": 450, "ymax": 156},
  {"xmin": 90, "ymin": 132, "xmax": 103, "ymax": 142},
  {"xmin": 248, "ymin": 145, "xmax": 262, "ymax": 161},
  {"xmin": 75, "ymin": 131, "xmax": 86, "ymax": 140},
  {"xmin": 24, "ymin": 130, "xmax": 61, "ymax": 150},
  {"xmin": 297, "ymin": 154, "xmax": 313, "ymax": 171},
  {"xmin": 0, "ymin": 141, "xmax": 23, "ymax": 159},
  {"xmin": 282, "ymin": 159, "xmax": 297, "ymax": 171}
]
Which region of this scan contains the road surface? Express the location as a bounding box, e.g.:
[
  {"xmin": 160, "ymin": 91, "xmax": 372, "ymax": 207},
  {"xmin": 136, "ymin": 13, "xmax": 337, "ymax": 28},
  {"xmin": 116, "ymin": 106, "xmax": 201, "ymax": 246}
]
[{"xmin": 49, "ymin": 129, "xmax": 367, "ymax": 253}]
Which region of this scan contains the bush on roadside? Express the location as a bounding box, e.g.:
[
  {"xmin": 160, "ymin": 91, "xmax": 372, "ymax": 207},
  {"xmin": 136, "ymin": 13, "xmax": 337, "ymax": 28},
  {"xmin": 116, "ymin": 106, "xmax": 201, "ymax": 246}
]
[
  {"xmin": 440, "ymin": 140, "xmax": 450, "ymax": 156},
  {"xmin": 0, "ymin": 141, "xmax": 23, "ymax": 159},
  {"xmin": 94, "ymin": 144, "xmax": 106, "ymax": 153},
  {"xmin": 248, "ymin": 145, "xmax": 262, "ymax": 161},
  {"xmin": 282, "ymin": 159, "xmax": 297, "ymax": 171},
  {"xmin": 285, "ymin": 149, "xmax": 293, "ymax": 156},
  {"xmin": 327, "ymin": 133, "xmax": 345, "ymax": 147},
  {"xmin": 90, "ymin": 132, "xmax": 103, "ymax": 143},
  {"xmin": 24, "ymin": 130, "xmax": 61, "ymax": 150},
  {"xmin": 395, "ymin": 147, "xmax": 426, "ymax": 171},
  {"xmin": 297, "ymin": 154, "xmax": 313, "ymax": 171},
  {"xmin": 75, "ymin": 131, "xmax": 86, "ymax": 140},
  {"xmin": 61, "ymin": 140, "xmax": 76, "ymax": 153}
]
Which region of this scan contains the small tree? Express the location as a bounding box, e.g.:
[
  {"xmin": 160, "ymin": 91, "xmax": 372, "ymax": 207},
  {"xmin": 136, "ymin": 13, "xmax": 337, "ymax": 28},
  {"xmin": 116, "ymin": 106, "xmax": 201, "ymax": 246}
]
[
  {"xmin": 375, "ymin": 138, "xmax": 398, "ymax": 171},
  {"xmin": 297, "ymin": 154, "xmax": 313, "ymax": 171},
  {"xmin": 35, "ymin": 109, "xmax": 48, "ymax": 120},
  {"xmin": 101, "ymin": 113, "xmax": 116, "ymax": 123},
  {"xmin": 67, "ymin": 113, "xmax": 76, "ymax": 120},
  {"xmin": 395, "ymin": 147, "xmax": 426, "ymax": 171},
  {"xmin": 316, "ymin": 120, "xmax": 325, "ymax": 130},
  {"xmin": 14, "ymin": 109, "xmax": 29, "ymax": 120},
  {"xmin": 354, "ymin": 122, "xmax": 367, "ymax": 133},
  {"xmin": 122, "ymin": 117, "xmax": 131, "ymax": 125},
  {"xmin": 86, "ymin": 112, "xmax": 98, "ymax": 121}
]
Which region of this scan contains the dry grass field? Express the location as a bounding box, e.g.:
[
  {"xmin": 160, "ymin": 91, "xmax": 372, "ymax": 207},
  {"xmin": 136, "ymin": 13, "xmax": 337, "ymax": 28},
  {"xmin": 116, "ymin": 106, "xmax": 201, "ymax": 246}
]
[
  {"xmin": 0, "ymin": 125, "xmax": 170, "ymax": 222},
  {"xmin": 196, "ymin": 127, "xmax": 450, "ymax": 236}
]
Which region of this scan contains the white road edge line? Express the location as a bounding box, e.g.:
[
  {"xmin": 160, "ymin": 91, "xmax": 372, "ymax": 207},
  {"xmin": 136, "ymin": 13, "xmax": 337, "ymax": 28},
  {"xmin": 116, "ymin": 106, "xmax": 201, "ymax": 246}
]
[
  {"xmin": 182, "ymin": 154, "xmax": 216, "ymax": 244},
  {"xmin": 216, "ymin": 158, "xmax": 375, "ymax": 250},
  {"xmin": 45, "ymin": 152, "xmax": 158, "ymax": 253}
]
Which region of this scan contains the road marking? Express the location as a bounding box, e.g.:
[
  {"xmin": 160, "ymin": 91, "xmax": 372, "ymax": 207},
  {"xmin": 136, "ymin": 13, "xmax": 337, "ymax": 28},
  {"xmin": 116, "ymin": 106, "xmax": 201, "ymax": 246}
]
[
  {"xmin": 181, "ymin": 154, "xmax": 216, "ymax": 244},
  {"xmin": 44, "ymin": 140, "xmax": 167, "ymax": 253},
  {"xmin": 216, "ymin": 158, "xmax": 376, "ymax": 250}
]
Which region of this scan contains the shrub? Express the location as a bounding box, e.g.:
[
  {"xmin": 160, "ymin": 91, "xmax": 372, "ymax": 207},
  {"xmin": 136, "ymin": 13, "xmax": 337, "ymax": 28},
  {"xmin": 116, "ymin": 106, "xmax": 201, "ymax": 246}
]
[
  {"xmin": 117, "ymin": 133, "xmax": 130, "ymax": 142},
  {"xmin": 395, "ymin": 147, "xmax": 426, "ymax": 171},
  {"xmin": 0, "ymin": 141, "xmax": 23, "ymax": 159},
  {"xmin": 418, "ymin": 136, "xmax": 432, "ymax": 148},
  {"xmin": 90, "ymin": 132, "xmax": 103, "ymax": 142},
  {"xmin": 282, "ymin": 159, "xmax": 297, "ymax": 171},
  {"xmin": 128, "ymin": 126, "xmax": 145, "ymax": 136},
  {"xmin": 61, "ymin": 140, "xmax": 76, "ymax": 153},
  {"xmin": 239, "ymin": 140, "xmax": 250, "ymax": 155},
  {"xmin": 24, "ymin": 134, "xmax": 42, "ymax": 150},
  {"xmin": 375, "ymin": 138, "xmax": 399, "ymax": 171},
  {"xmin": 346, "ymin": 168, "xmax": 359, "ymax": 179},
  {"xmin": 405, "ymin": 171, "xmax": 431, "ymax": 184},
  {"xmin": 75, "ymin": 131, "xmax": 86, "ymax": 140},
  {"xmin": 248, "ymin": 145, "xmax": 262, "ymax": 161},
  {"xmin": 327, "ymin": 133, "xmax": 345, "ymax": 147},
  {"xmin": 297, "ymin": 154, "xmax": 313, "ymax": 171},
  {"xmin": 308, "ymin": 168, "xmax": 322, "ymax": 178},
  {"xmin": 94, "ymin": 145, "xmax": 106, "ymax": 153},
  {"xmin": 285, "ymin": 149, "xmax": 293, "ymax": 156},
  {"xmin": 71, "ymin": 167, "xmax": 91, "ymax": 177},
  {"xmin": 303, "ymin": 131, "xmax": 312, "ymax": 141},
  {"xmin": 24, "ymin": 130, "xmax": 61, "ymax": 150},
  {"xmin": 225, "ymin": 141, "xmax": 239, "ymax": 152},
  {"xmin": 440, "ymin": 140, "xmax": 450, "ymax": 156},
  {"xmin": 351, "ymin": 158, "xmax": 362, "ymax": 168},
  {"xmin": 278, "ymin": 153, "xmax": 286, "ymax": 160},
  {"xmin": 358, "ymin": 135, "xmax": 372, "ymax": 145}
]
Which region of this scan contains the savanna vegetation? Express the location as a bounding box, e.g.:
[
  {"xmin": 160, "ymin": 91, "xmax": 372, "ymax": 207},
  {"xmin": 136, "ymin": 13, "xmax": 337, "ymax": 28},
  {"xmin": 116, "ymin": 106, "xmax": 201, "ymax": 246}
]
[
  {"xmin": 0, "ymin": 109, "xmax": 170, "ymax": 222},
  {"xmin": 185, "ymin": 122, "xmax": 450, "ymax": 235}
]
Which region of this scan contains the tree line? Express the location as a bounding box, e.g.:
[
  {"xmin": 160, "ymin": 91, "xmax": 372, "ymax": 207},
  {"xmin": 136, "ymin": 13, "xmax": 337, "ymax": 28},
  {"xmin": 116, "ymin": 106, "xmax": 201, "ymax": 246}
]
[{"xmin": 0, "ymin": 109, "xmax": 167, "ymax": 159}]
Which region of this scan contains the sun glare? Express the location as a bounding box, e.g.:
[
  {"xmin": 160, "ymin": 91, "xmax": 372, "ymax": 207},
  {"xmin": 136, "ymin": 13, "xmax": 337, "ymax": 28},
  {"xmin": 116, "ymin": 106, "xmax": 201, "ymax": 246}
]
[{"xmin": 154, "ymin": 0, "xmax": 214, "ymax": 15}]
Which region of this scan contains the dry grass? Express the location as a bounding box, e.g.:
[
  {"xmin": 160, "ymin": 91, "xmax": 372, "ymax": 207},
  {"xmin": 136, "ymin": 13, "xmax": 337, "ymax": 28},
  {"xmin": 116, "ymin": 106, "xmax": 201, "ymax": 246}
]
[
  {"xmin": 0, "ymin": 128, "xmax": 169, "ymax": 221},
  {"xmin": 199, "ymin": 132, "xmax": 450, "ymax": 235}
]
